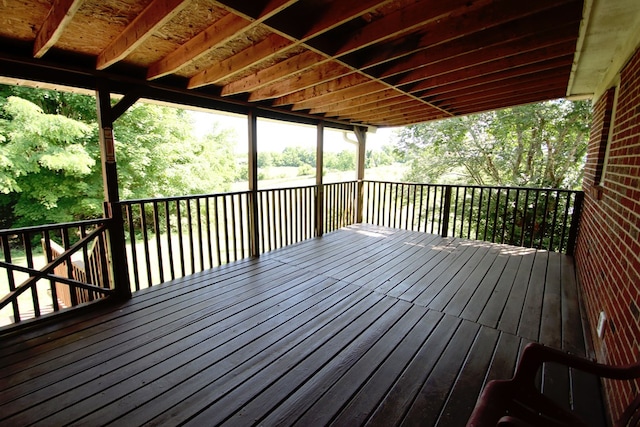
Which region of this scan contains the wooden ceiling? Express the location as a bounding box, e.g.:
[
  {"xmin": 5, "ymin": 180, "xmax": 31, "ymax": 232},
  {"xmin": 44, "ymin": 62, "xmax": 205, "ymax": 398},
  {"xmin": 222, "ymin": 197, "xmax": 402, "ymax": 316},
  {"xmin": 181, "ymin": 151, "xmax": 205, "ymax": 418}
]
[{"xmin": 0, "ymin": 0, "xmax": 585, "ymax": 127}]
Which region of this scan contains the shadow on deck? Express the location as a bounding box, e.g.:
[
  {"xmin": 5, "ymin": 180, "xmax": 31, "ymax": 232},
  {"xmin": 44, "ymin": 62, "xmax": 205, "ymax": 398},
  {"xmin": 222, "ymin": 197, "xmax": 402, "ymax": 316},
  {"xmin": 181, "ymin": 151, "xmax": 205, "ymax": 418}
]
[{"xmin": 0, "ymin": 224, "xmax": 605, "ymax": 426}]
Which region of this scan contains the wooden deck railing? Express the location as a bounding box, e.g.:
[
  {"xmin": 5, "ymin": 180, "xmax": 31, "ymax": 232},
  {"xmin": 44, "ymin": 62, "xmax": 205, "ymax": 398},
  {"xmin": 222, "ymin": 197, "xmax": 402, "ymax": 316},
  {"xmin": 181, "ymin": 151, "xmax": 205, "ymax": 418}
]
[
  {"xmin": 362, "ymin": 181, "xmax": 583, "ymax": 255},
  {"xmin": 121, "ymin": 181, "xmax": 358, "ymax": 290},
  {"xmin": 0, "ymin": 219, "xmax": 114, "ymax": 326},
  {"xmin": 0, "ymin": 180, "xmax": 584, "ymax": 326}
]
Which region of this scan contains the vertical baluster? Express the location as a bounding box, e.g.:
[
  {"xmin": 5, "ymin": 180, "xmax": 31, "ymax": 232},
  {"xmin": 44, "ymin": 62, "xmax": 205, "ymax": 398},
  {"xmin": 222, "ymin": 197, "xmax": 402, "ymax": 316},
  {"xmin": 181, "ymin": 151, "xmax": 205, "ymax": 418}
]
[
  {"xmin": 423, "ymin": 185, "xmax": 431, "ymax": 233},
  {"xmin": 482, "ymin": 188, "xmax": 492, "ymax": 242},
  {"xmin": 430, "ymin": 186, "xmax": 439, "ymax": 234},
  {"xmin": 270, "ymin": 189, "xmax": 277, "ymax": 250},
  {"xmin": 452, "ymin": 187, "xmax": 460, "ymax": 238},
  {"xmin": 520, "ymin": 190, "xmax": 530, "ymax": 247},
  {"xmin": 221, "ymin": 196, "xmax": 230, "ymax": 264},
  {"xmin": 458, "ymin": 187, "xmax": 466, "ymax": 238},
  {"xmin": 492, "ymin": 188, "xmax": 500, "ymax": 243},
  {"xmin": 476, "ymin": 188, "xmax": 484, "ymax": 241},
  {"xmin": 2, "ymin": 235, "xmax": 20, "ymax": 321},
  {"xmin": 124, "ymin": 204, "xmax": 140, "ymax": 291},
  {"xmin": 165, "ymin": 201, "xmax": 176, "ymax": 280},
  {"xmin": 40, "ymin": 230, "xmax": 58, "ymax": 312},
  {"xmin": 213, "ymin": 196, "xmax": 222, "ymax": 266},
  {"xmin": 549, "ymin": 190, "xmax": 561, "ymax": 251},
  {"xmin": 59, "ymin": 227, "xmax": 78, "ymax": 306},
  {"xmin": 186, "ymin": 199, "xmax": 195, "ymax": 272},
  {"xmin": 79, "ymin": 225, "xmax": 93, "ymax": 300},
  {"xmin": 529, "ymin": 190, "xmax": 540, "ymax": 248},
  {"xmin": 203, "ymin": 198, "xmax": 212, "ymax": 270},
  {"xmin": 138, "ymin": 203, "xmax": 153, "ymax": 288},
  {"xmin": 288, "ymin": 188, "xmax": 293, "ymax": 244},
  {"xmin": 409, "ymin": 184, "xmax": 416, "ymax": 230},
  {"xmin": 501, "ymin": 189, "xmax": 510, "ymax": 244},
  {"xmin": 195, "ymin": 198, "xmax": 205, "ymax": 270},
  {"xmin": 20, "ymin": 231, "xmax": 40, "ymax": 317},
  {"xmin": 152, "ymin": 201, "xmax": 164, "ymax": 284},
  {"xmin": 511, "ymin": 189, "xmax": 520, "ymax": 246},
  {"xmin": 238, "ymin": 193, "xmax": 245, "ymax": 259},
  {"xmin": 229, "ymin": 194, "xmax": 237, "ymax": 262},
  {"xmin": 466, "ymin": 188, "xmax": 474, "ymax": 239},
  {"xmin": 537, "ymin": 190, "xmax": 551, "ymax": 249},
  {"xmin": 175, "ymin": 200, "xmax": 186, "ymax": 277}
]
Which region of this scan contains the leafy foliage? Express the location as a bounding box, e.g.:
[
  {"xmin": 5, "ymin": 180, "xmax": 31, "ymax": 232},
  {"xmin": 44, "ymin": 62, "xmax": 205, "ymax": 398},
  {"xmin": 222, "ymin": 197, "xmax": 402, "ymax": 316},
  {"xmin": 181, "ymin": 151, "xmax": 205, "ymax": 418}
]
[
  {"xmin": 0, "ymin": 85, "xmax": 239, "ymax": 228},
  {"xmin": 397, "ymin": 99, "xmax": 591, "ymax": 189}
]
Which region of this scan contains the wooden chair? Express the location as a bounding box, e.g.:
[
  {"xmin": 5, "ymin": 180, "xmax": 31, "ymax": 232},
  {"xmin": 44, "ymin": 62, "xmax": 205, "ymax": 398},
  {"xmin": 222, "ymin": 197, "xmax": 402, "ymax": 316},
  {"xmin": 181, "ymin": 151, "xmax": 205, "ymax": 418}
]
[{"xmin": 466, "ymin": 342, "xmax": 640, "ymax": 427}]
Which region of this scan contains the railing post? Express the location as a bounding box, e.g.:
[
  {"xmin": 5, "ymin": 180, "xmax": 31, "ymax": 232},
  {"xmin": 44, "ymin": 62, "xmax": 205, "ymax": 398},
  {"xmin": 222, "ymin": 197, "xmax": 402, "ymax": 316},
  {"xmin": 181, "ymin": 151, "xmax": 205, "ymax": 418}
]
[
  {"xmin": 247, "ymin": 109, "xmax": 260, "ymax": 257},
  {"xmin": 354, "ymin": 126, "xmax": 367, "ymax": 223},
  {"xmin": 316, "ymin": 121, "xmax": 324, "ymax": 237},
  {"xmin": 96, "ymin": 83, "xmax": 131, "ymax": 300},
  {"xmin": 566, "ymin": 191, "xmax": 584, "ymax": 256},
  {"xmin": 441, "ymin": 185, "xmax": 452, "ymax": 237}
]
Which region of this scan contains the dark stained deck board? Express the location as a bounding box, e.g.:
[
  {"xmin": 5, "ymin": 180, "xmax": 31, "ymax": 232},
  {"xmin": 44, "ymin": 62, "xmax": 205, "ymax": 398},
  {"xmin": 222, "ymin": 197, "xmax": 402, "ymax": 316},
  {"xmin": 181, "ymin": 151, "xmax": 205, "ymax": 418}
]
[{"xmin": 0, "ymin": 224, "xmax": 597, "ymax": 426}]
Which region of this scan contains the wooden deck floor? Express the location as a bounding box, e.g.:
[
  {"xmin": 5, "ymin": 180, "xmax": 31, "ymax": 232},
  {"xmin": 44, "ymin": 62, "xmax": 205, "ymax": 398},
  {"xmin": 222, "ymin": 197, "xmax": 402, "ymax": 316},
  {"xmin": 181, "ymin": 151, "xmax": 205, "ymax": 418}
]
[{"xmin": 0, "ymin": 224, "xmax": 605, "ymax": 426}]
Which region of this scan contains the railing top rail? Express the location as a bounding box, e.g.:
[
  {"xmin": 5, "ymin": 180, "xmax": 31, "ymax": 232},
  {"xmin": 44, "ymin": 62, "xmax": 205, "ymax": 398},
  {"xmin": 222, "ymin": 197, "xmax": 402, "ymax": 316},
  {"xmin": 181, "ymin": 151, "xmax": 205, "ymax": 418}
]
[
  {"xmin": 257, "ymin": 184, "xmax": 318, "ymax": 192},
  {"xmin": 363, "ymin": 180, "xmax": 582, "ymax": 194},
  {"xmin": 0, "ymin": 218, "xmax": 109, "ymax": 237},
  {"xmin": 121, "ymin": 190, "xmax": 252, "ymax": 205}
]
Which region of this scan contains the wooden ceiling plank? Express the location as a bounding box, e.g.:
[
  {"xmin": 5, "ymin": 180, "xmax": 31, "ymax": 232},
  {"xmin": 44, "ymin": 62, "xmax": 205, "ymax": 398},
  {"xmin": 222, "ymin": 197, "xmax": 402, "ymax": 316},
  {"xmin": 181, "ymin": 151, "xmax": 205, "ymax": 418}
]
[
  {"xmin": 376, "ymin": 14, "xmax": 580, "ymax": 81},
  {"xmin": 317, "ymin": 93, "xmax": 409, "ymax": 116},
  {"xmin": 349, "ymin": 104, "xmax": 438, "ymax": 123},
  {"xmin": 432, "ymin": 75, "xmax": 569, "ymax": 107},
  {"xmin": 332, "ymin": 0, "xmax": 493, "ymax": 57},
  {"xmin": 449, "ymin": 87, "xmax": 567, "ymax": 115},
  {"xmin": 213, "ymin": 0, "xmax": 299, "ymax": 21},
  {"xmin": 211, "ymin": 0, "xmax": 391, "ymax": 93},
  {"xmin": 316, "ymin": 93, "xmax": 410, "ymax": 117},
  {"xmin": 425, "ymin": 70, "xmax": 569, "ymax": 103},
  {"xmin": 96, "ymin": 0, "xmax": 190, "ymax": 70},
  {"xmin": 392, "ymin": 23, "xmax": 579, "ymax": 87},
  {"xmin": 382, "ymin": 113, "xmax": 448, "ymax": 127},
  {"xmin": 296, "ymin": 0, "xmax": 396, "ymax": 41},
  {"xmin": 309, "ymin": 89, "xmax": 402, "ymax": 114},
  {"xmin": 282, "ymin": 79, "xmax": 381, "ymax": 109},
  {"xmin": 248, "ymin": 62, "xmax": 354, "ymax": 101},
  {"xmin": 407, "ymin": 42, "xmax": 577, "ymax": 94},
  {"xmin": 33, "ymin": 0, "xmax": 83, "ymax": 58},
  {"xmin": 221, "ymin": 50, "xmax": 327, "ymax": 96},
  {"xmin": 188, "ymin": 34, "xmax": 292, "ymax": 89},
  {"xmin": 348, "ymin": 102, "xmax": 427, "ymax": 119},
  {"xmin": 355, "ymin": 0, "xmax": 580, "ymax": 70},
  {"xmin": 418, "ymin": 57, "xmax": 574, "ymax": 98},
  {"xmin": 147, "ymin": 13, "xmax": 251, "ymax": 80}
]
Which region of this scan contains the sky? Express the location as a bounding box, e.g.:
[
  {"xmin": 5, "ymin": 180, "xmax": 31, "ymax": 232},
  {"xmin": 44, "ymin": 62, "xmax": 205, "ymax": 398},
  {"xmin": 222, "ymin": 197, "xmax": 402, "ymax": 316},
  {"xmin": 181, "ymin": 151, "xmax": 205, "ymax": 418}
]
[{"xmin": 189, "ymin": 110, "xmax": 398, "ymax": 153}]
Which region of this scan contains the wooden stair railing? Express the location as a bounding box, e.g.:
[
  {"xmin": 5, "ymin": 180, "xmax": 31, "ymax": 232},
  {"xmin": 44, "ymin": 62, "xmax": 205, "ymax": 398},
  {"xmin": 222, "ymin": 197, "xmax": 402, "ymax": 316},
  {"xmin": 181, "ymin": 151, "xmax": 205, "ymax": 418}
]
[{"xmin": 43, "ymin": 234, "xmax": 112, "ymax": 308}]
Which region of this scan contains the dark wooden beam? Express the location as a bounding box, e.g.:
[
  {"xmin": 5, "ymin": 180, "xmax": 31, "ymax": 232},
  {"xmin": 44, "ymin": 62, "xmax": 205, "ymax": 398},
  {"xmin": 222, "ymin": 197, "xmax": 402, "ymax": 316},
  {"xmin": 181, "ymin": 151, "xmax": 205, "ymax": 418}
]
[{"xmin": 95, "ymin": 83, "xmax": 131, "ymax": 300}]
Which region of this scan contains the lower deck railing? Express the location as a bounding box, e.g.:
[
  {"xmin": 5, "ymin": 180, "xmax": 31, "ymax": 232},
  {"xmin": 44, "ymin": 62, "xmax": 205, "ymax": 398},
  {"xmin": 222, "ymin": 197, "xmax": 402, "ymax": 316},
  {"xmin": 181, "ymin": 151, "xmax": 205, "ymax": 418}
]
[
  {"xmin": 362, "ymin": 181, "xmax": 583, "ymax": 254},
  {"xmin": 121, "ymin": 182, "xmax": 358, "ymax": 290},
  {"xmin": 0, "ymin": 180, "xmax": 583, "ymax": 327}
]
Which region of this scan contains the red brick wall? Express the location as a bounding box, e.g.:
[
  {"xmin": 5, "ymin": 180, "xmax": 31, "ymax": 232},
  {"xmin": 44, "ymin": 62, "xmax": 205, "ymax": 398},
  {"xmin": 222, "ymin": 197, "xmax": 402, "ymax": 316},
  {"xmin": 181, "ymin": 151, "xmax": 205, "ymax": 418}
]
[{"xmin": 575, "ymin": 46, "xmax": 640, "ymax": 422}]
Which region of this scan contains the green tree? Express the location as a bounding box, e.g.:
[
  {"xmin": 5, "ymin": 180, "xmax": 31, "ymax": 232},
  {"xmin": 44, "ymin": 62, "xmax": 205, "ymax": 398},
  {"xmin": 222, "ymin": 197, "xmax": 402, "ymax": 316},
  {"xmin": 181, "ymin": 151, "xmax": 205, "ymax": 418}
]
[
  {"xmin": 0, "ymin": 96, "xmax": 99, "ymax": 226},
  {"xmin": 397, "ymin": 99, "xmax": 590, "ymax": 189},
  {"xmin": 0, "ymin": 85, "xmax": 240, "ymax": 228}
]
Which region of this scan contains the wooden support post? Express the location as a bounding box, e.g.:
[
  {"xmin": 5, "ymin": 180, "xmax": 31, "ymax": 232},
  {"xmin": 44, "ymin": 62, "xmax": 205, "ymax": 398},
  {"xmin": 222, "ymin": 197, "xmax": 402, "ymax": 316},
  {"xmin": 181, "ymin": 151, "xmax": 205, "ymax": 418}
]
[
  {"xmin": 441, "ymin": 185, "xmax": 452, "ymax": 237},
  {"xmin": 316, "ymin": 121, "xmax": 324, "ymax": 237},
  {"xmin": 96, "ymin": 83, "xmax": 131, "ymax": 300},
  {"xmin": 354, "ymin": 126, "xmax": 367, "ymax": 224},
  {"xmin": 247, "ymin": 109, "xmax": 260, "ymax": 257}
]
